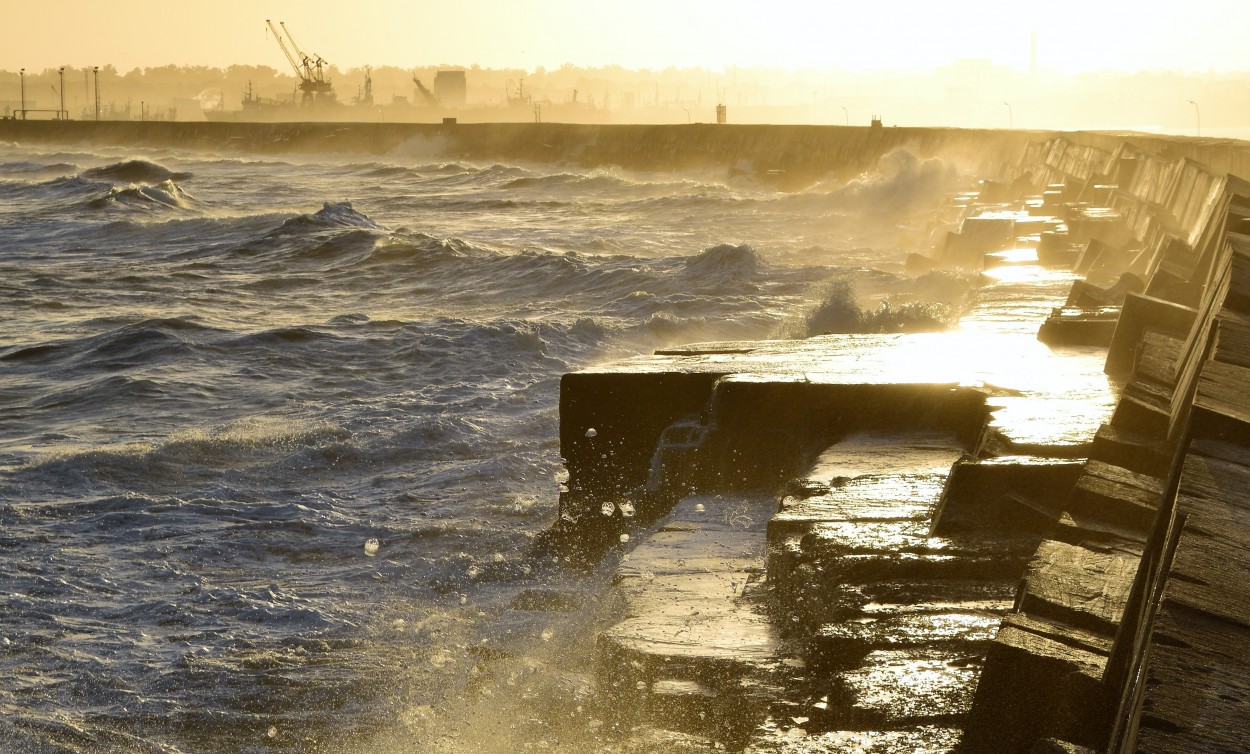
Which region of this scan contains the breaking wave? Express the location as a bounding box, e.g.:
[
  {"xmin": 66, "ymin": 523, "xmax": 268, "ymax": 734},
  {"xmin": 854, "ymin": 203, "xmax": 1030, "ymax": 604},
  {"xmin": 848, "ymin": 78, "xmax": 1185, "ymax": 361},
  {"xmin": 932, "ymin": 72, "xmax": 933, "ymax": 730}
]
[
  {"xmin": 786, "ymin": 277, "xmax": 957, "ymax": 337},
  {"xmin": 86, "ymin": 179, "xmax": 197, "ymax": 211},
  {"xmin": 81, "ymin": 159, "xmax": 191, "ymax": 184},
  {"xmin": 827, "ymin": 147, "xmax": 961, "ymax": 218}
]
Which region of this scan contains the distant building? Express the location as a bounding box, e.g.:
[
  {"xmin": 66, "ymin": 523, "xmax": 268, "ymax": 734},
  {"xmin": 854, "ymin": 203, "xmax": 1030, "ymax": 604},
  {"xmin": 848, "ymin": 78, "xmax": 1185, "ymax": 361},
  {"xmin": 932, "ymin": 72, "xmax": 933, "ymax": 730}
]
[{"xmin": 434, "ymin": 71, "xmax": 467, "ymax": 108}]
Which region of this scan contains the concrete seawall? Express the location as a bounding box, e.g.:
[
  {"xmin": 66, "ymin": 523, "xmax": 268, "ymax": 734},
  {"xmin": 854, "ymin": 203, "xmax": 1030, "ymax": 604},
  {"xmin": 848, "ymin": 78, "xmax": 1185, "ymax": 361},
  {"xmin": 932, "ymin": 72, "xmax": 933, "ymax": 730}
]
[
  {"xmin": 536, "ymin": 131, "xmax": 1250, "ymax": 752},
  {"xmin": 7, "ymin": 119, "xmax": 1250, "ymax": 189}
]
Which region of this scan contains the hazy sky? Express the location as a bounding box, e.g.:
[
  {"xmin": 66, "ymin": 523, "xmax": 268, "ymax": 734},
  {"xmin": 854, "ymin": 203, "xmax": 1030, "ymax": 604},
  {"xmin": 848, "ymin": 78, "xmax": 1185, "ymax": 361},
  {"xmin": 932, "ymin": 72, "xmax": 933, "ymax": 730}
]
[{"xmin": 6, "ymin": 0, "xmax": 1249, "ymax": 74}]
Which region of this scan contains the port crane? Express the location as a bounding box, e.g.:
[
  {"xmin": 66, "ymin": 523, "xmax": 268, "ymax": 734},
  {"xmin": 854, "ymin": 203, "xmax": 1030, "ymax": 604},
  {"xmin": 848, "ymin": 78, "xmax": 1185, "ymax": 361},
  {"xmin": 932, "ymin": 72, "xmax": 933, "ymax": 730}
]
[
  {"xmin": 412, "ymin": 74, "xmax": 439, "ymax": 107},
  {"xmin": 266, "ymin": 19, "xmax": 333, "ymax": 105}
]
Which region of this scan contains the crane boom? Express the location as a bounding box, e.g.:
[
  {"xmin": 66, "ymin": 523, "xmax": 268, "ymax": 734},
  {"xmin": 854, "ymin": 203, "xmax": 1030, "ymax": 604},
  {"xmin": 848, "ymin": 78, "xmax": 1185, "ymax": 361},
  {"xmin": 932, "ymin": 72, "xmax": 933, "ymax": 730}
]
[
  {"xmin": 280, "ymin": 22, "xmax": 327, "ymax": 87},
  {"xmin": 412, "ymin": 75, "xmax": 440, "ymax": 107},
  {"xmin": 265, "ymin": 19, "xmax": 333, "ymax": 104},
  {"xmin": 266, "ymin": 19, "xmax": 303, "ymax": 82}
]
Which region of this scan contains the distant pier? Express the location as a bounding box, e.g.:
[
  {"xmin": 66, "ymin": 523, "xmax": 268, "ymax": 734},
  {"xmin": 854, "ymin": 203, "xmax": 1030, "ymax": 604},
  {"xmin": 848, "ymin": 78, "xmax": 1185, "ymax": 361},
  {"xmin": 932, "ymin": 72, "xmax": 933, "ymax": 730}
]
[{"xmin": 7, "ymin": 119, "xmax": 1250, "ymax": 190}]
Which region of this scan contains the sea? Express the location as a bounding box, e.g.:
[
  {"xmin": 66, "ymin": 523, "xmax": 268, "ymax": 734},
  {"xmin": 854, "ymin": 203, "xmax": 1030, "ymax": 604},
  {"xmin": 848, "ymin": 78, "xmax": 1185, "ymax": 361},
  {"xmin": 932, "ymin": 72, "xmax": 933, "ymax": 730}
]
[{"xmin": 0, "ymin": 137, "xmax": 972, "ymax": 753}]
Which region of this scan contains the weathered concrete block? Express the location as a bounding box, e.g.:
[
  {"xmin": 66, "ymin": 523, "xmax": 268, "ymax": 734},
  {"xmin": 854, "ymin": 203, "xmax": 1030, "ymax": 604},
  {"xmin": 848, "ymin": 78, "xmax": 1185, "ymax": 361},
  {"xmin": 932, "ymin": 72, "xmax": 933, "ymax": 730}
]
[
  {"xmin": 808, "ymin": 610, "xmax": 1000, "ymax": 669},
  {"xmin": 1038, "ymin": 232, "xmax": 1083, "ymax": 267},
  {"xmin": 1037, "ymin": 306, "xmax": 1120, "ymax": 347},
  {"xmin": 1190, "ymin": 358, "xmax": 1250, "ymax": 443},
  {"xmin": 1068, "ymin": 460, "xmax": 1164, "ymax": 532},
  {"xmin": 1088, "ymin": 424, "xmax": 1169, "ymax": 477},
  {"xmin": 836, "ymin": 648, "xmax": 983, "ymax": 728},
  {"xmin": 1104, "ymin": 292, "xmax": 1197, "ymax": 376},
  {"xmin": 1109, "ymin": 391, "xmax": 1171, "ymax": 440},
  {"xmin": 559, "ymin": 370, "xmax": 721, "ymax": 517},
  {"xmin": 960, "ymin": 617, "xmax": 1111, "ymax": 754},
  {"xmin": 1051, "ymin": 511, "xmax": 1147, "ymax": 554},
  {"xmin": 931, "ymin": 456, "xmax": 1084, "ymax": 535},
  {"xmin": 1015, "ymin": 539, "xmax": 1137, "ymax": 635},
  {"xmin": 942, "ymin": 216, "xmax": 1017, "ymax": 268},
  {"xmin": 1133, "ymin": 598, "xmax": 1250, "ymax": 754}
]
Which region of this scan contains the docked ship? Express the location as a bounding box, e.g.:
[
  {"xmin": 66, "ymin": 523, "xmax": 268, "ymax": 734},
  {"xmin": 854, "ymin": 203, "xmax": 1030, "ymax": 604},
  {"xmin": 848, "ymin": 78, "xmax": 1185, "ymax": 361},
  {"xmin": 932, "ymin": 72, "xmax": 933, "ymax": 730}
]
[{"xmin": 202, "ymin": 21, "xmax": 608, "ymax": 124}]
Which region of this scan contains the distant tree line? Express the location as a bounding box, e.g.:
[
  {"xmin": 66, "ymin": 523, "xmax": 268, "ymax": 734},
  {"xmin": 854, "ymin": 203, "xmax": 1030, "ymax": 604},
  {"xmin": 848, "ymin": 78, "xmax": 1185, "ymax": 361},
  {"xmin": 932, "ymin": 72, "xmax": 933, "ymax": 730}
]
[{"xmin": 1, "ymin": 62, "xmax": 1248, "ymax": 132}]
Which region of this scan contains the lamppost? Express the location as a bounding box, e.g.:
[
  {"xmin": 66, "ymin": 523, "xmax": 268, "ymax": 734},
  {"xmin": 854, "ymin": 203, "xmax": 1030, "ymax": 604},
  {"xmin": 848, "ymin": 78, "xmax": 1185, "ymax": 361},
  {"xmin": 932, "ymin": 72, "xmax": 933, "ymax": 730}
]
[
  {"xmin": 19, "ymin": 68, "xmax": 25, "ymax": 119},
  {"xmin": 58, "ymin": 67, "xmax": 65, "ymax": 120},
  {"xmin": 842, "ymin": 106, "xmax": 849, "ymax": 126},
  {"xmin": 1187, "ymin": 99, "xmax": 1201, "ymax": 137},
  {"xmin": 1003, "ymin": 101, "xmax": 1013, "ymax": 130},
  {"xmin": 93, "ymin": 66, "xmax": 100, "ymax": 121}
]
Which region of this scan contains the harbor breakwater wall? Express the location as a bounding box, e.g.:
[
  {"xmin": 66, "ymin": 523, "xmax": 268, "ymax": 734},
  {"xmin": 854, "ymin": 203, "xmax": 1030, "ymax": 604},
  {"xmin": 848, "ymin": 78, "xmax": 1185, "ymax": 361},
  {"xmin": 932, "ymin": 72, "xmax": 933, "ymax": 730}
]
[
  {"xmin": 545, "ymin": 132, "xmax": 1250, "ymax": 753},
  {"xmin": 7, "ymin": 119, "xmax": 1250, "ymax": 189}
]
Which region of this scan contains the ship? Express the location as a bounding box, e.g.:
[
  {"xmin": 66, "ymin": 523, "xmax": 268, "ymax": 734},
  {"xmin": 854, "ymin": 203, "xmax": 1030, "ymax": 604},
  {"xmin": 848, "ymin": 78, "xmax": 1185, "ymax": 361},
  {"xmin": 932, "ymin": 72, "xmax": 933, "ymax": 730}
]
[{"xmin": 202, "ymin": 21, "xmax": 608, "ymax": 124}]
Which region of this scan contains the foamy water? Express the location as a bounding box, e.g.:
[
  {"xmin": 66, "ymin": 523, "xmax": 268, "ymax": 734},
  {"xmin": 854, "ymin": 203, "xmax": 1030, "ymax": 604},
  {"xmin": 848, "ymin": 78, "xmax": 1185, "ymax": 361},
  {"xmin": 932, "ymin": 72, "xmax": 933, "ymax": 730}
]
[{"xmin": 0, "ymin": 141, "xmax": 970, "ymax": 753}]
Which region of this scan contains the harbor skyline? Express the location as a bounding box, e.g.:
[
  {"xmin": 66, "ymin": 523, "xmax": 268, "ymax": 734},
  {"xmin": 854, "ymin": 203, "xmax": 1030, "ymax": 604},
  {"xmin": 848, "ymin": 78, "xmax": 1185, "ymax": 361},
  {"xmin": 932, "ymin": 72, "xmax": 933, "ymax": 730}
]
[{"xmin": 6, "ymin": 0, "xmax": 1250, "ymax": 75}]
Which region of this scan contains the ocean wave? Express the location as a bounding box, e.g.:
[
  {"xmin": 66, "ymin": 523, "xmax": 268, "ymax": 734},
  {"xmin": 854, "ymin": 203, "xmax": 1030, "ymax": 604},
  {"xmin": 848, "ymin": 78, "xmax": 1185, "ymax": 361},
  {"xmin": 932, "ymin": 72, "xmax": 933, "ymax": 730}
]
[
  {"xmin": 274, "ymin": 201, "xmax": 384, "ymax": 233},
  {"xmin": 31, "ymin": 374, "xmax": 167, "ymax": 412},
  {"xmin": 503, "ymin": 171, "xmax": 630, "ymax": 192},
  {"xmin": 364, "ymin": 232, "xmax": 493, "ymax": 264},
  {"xmin": 45, "ymin": 317, "xmax": 210, "ymax": 367},
  {"xmin": 425, "ymin": 163, "xmax": 531, "ymax": 188},
  {"xmin": 416, "ymin": 161, "xmax": 475, "ymax": 174},
  {"xmin": 784, "ymin": 277, "xmax": 956, "ymax": 338},
  {"xmin": 16, "ymin": 417, "xmax": 353, "ymax": 488},
  {"xmin": 86, "ymin": 180, "xmax": 197, "ymax": 211},
  {"xmin": 0, "ymin": 174, "xmax": 106, "ymax": 204},
  {"xmin": 81, "ymin": 159, "xmax": 191, "ymax": 184},
  {"xmin": 340, "ymin": 161, "xmax": 481, "ymax": 180},
  {"xmin": 681, "ymin": 243, "xmax": 762, "ymax": 288},
  {"xmin": 825, "ymin": 147, "xmax": 961, "ymax": 218},
  {"xmin": 0, "ymin": 160, "xmax": 78, "ymax": 176}
]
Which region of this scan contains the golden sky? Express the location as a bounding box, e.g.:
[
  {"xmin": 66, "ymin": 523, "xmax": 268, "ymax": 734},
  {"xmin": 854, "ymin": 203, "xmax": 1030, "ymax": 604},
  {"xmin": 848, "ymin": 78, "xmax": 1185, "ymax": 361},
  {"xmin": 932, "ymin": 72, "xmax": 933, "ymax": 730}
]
[{"xmin": 6, "ymin": 0, "xmax": 1248, "ymax": 74}]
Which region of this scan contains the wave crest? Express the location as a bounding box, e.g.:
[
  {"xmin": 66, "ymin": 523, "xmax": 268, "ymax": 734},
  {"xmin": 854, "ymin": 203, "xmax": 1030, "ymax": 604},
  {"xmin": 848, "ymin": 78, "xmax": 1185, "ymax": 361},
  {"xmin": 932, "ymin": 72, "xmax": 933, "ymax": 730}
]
[
  {"xmin": 276, "ymin": 201, "xmax": 384, "ymax": 233},
  {"xmin": 828, "ymin": 148, "xmax": 960, "ymax": 218},
  {"xmin": 87, "ymin": 180, "xmax": 196, "ymax": 211},
  {"xmin": 790, "ymin": 278, "xmax": 955, "ymax": 337},
  {"xmin": 82, "ymin": 159, "xmax": 190, "ymax": 184},
  {"xmin": 682, "ymin": 243, "xmax": 762, "ymax": 287}
]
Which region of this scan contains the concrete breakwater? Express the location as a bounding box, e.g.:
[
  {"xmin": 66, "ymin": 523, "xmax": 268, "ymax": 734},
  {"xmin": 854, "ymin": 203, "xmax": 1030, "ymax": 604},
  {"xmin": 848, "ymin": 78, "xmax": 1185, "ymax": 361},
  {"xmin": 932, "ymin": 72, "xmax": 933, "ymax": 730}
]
[
  {"xmin": 550, "ymin": 134, "xmax": 1250, "ymax": 752},
  {"xmin": 8, "ymin": 119, "xmax": 1250, "ymax": 189}
]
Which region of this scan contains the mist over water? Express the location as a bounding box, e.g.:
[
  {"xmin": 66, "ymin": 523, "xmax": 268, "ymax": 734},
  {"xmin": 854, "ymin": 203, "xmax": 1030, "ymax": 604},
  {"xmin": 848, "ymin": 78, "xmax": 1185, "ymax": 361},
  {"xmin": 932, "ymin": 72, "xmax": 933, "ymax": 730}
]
[{"xmin": 0, "ymin": 140, "xmax": 969, "ymax": 753}]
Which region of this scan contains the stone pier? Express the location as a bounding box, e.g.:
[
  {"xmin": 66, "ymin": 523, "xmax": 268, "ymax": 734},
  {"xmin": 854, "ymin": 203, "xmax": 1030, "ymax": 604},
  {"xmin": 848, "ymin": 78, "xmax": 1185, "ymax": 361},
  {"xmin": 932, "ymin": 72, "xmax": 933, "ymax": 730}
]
[{"xmin": 548, "ymin": 132, "xmax": 1250, "ymax": 752}]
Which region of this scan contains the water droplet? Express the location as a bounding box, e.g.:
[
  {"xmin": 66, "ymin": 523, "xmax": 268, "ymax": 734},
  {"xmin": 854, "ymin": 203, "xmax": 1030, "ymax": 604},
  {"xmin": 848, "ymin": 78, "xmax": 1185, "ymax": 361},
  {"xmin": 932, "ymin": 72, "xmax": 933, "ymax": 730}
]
[
  {"xmin": 635, "ymin": 680, "xmax": 647, "ymax": 690},
  {"xmin": 619, "ymin": 534, "xmax": 630, "ymax": 543},
  {"xmin": 541, "ymin": 628, "xmax": 554, "ymax": 641},
  {"xmin": 600, "ymin": 501, "xmax": 614, "ymax": 516},
  {"xmin": 585, "ymin": 428, "xmax": 598, "ymax": 438},
  {"xmin": 363, "ymin": 538, "xmax": 380, "ymax": 556},
  {"xmin": 267, "ymin": 726, "xmax": 277, "ymax": 738},
  {"xmin": 618, "ymin": 501, "xmax": 635, "ymax": 517},
  {"xmin": 459, "ymin": 595, "xmax": 468, "ymax": 605},
  {"xmin": 694, "ymin": 503, "xmax": 705, "ymax": 512}
]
